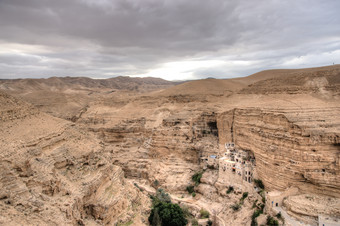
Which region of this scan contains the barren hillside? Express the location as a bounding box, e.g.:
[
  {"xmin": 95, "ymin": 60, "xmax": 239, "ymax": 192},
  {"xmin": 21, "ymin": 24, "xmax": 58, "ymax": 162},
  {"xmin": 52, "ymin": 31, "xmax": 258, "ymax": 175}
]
[{"xmin": 1, "ymin": 65, "xmax": 340, "ymax": 225}]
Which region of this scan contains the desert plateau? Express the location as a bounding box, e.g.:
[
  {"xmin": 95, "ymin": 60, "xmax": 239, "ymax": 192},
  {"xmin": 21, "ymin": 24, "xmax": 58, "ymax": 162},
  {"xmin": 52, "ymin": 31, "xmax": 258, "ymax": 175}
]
[
  {"xmin": 1, "ymin": 65, "xmax": 340, "ymax": 225},
  {"xmin": 1, "ymin": 1, "xmax": 340, "ymax": 225}
]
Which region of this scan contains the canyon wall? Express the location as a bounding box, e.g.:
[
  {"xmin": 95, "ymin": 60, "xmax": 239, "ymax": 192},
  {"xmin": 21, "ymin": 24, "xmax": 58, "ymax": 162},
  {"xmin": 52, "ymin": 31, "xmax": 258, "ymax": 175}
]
[
  {"xmin": 217, "ymin": 108, "xmax": 340, "ymax": 197},
  {"xmin": 0, "ymin": 92, "xmax": 150, "ymax": 226},
  {"xmin": 86, "ymin": 112, "xmax": 220, "ymax": 192}
]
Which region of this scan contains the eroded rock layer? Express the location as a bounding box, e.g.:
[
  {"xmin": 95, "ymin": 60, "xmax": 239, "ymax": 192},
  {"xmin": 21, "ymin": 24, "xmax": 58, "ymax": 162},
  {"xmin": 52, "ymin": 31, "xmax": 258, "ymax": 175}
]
[
  {"xmin": 0, "ymin": 92, "xmax": 150, "ymax": 226},
  {"xmin": 217, "ymin": 107, "xmax": 340, "ymax": 197}
]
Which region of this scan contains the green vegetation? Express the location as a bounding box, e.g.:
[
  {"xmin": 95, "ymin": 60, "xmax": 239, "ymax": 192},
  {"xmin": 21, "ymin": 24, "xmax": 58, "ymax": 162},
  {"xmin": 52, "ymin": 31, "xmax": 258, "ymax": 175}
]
[
  {"xmin": 231, "ymin": 203, "xmax": 241, "ymax": 211},
  {"xmin": 149, "ymin": 189, "xmax": 187, "ymax": 226},
  {"xmin": 151, "ymin": 189, "xmax": 171, "ymax": 205},
  {"xmin": 252, "ymin": 209, "xmax": 263, "ymax": 220},
  {"xmin": 192, "ymin": 171, "xmax": 203, "ymax": 185},
  {"xmin": 186, "ymin": 185, "xmax": 194, "ymax": 194},
  {"xmin": 148, "ymin": 202, "xmax": 188, "ymax": 226},
  {"xmin": 153, "ymin": 179, "xmax": 159, "ymax": 187},
  {"xmin": 254, "ymin": 179, "xmax": 264, "ymax": 189},
  {"xmin": 191, "ymin": 219, "xmax": 199, "ymax": 226},
  {"xmin": 117, "ymin": 220, "xmax": 134, "ymax": 226},
  {"xmin": 252, "ymin": 199, "xmax": 258, "ymax": 209},
  {"xmin": 251, "ymin": 197, "xmax": 265, "ymax": 226},
  {"xmin": 133, "ymin": 183, "xmax": 143, "ymax": 192},
  {"xmin": 231, "ymin": 191, "xmax": 249, "ymax": 211},
  {"xmin": 187, "ymin": 171, "xmax": 204, "ymax": 196},
  {"xmin": 241, "ymin": 192, "xmax": 248, "ymax": 200},
  {"xmin": 276, "ymin": 212, "xmax": 282, "ymax": 219},
  {"xmin": 266, "ymin": 216, "xmax": 279, "ymax": 226},
  {"xmin": 199, "ymin": 208, "xmax": 210, "ymax": 219},
  {"xmin": 260, "ymin": 203, "xmax": 265, "ymax": 211},
  {"xmin": 226, "ymin": 186, "xmax": 234, "ymax": 194},
  {"xmin": 207, "ymin": 164, "xmax": 215, "ymax": 169},
  {"xmin": 207, "ymin": 220, "xmax": 213, "ymax": 226},
  {"xmin": 181, "ymin": 205, "xmax": 191, "ymax": 219},
  {"xmin": 251, "ymin": 219, "xmax": 258, "ymax": 226}
]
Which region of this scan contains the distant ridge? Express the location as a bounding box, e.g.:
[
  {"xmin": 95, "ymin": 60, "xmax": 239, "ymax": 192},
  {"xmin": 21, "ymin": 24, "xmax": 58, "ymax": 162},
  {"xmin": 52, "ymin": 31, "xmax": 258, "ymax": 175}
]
[{"xmin": 0, "ymin": 76, "xmax": 177, "ymax": 92}]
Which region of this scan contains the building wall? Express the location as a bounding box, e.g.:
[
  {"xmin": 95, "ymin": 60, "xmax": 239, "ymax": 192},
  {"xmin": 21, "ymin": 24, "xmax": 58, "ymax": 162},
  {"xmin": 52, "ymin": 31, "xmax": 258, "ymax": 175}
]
[{"xmin": 217, "ymin": 143, "xmax": 257, "ymax": 191}]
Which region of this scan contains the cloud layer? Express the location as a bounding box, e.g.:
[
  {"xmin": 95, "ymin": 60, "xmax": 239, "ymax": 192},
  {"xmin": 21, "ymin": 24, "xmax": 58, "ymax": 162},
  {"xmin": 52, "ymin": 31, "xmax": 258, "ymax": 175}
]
[{"xmin": 0, "ymin": 0, "xmax": 340, "ymax": 80}]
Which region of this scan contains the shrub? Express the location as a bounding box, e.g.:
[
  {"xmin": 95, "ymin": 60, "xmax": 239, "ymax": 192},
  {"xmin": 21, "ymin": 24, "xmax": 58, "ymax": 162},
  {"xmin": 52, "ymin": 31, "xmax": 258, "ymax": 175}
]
[
  {"xmin": 207, "ymin": 219, "xmax": 213, "ymax": 226},
  {"xmin": 207, "ymin": 164, "xmax": 215, "ymax": 169},
  {"xmin": 191, "ymin": 219, "xmax": 199, "ymax": 226},
  {"xmin": 252, "ymin": 209, "xmax": 262, "ymax": 220},
  {"xmin": 250, "ymin": 208, "xmax": 262, "ymax": 226},
  {"xmin": 192, "ymin": 172, "xmax": 203, "ymax": 185},
  {"xmin": 251, "ymin": 218, "xmax": 258, "ymax": 226},
  {"xmin": 266, "ymin": 216, "xmax": 279, "ymax": 226},
  {"xmin": 241, "ymin": 192, "xmax": 248, "ymax": 200},
  {"xmin": 231, "ymin": 203, "xmax": 241, "ymax": 211},
  {"xmin": 260, "ymin": 203, "xmax": 265, "ymax": 211},
  {"xmin": 181, "ymin": 205, "xmax": 191, "ymax": 219},
  {"xmin": 153, "ymin": 179, "xmax": 159, "ymax": 187},
  {"xmin": 186, "ymin": 185, "xmax": 195, "ymax": 194},
  {"xmin": 151, "ymin": 189, "xmax": 171, "ymax": 207},
  {"xmin": 192, "ymin": 192, "xmax": 196, "ymax": 197},
  {"xmin": 133, "ymin": 183, "xmax": 143, "ymax": 192},
  {"xmin": 254, "ymin": 179, "xmax": 264, "ymax": 189},
  {"xmin": 226, "ymin": 186, "xmax": 234, "ymax": 194},
  {"xmin": 276, "ymin": 212, "xmax": 282, "ymax": 219},
  {"xmin": 200, "ymin": 208, "xmax": 210, "ymax": 219},
  {"xmin": 252, "ymin": 199, "xmax": 258, "ymax": 208}
]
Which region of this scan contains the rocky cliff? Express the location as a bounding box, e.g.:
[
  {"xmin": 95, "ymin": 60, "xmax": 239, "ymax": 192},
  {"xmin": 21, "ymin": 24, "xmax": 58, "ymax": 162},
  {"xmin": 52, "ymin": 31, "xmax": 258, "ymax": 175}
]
[
  {"xmin": 86, "ymin": 111, "xmax": 220, "ymax": 192},
  {"xmin": 217, "ymin": 107, "xmax": 340, "ymax": 197},
  {"xmin": 0, "ymin": 91, "xmax": 150, "ymax": 225}
]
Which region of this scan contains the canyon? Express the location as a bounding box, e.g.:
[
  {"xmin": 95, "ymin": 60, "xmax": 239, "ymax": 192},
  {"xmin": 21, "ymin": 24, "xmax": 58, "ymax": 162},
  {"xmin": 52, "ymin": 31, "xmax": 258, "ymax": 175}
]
[{"xmin": 0, "ymin": 65, "xmax": 340, "ymax": 225}]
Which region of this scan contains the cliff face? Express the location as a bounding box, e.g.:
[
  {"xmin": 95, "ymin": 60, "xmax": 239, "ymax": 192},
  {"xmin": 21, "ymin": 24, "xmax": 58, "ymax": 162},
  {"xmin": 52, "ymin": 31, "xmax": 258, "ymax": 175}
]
[
  {"xmin": 0, "ymin": 93, "xmax": 150, "ymax": 226},
  {"xmin": 86, "ymin": 112, "xmax": 220, "ymax": 192},
  {"xmin": 217, "ymin": 108, "xmax": 340, "ymax": 197}
]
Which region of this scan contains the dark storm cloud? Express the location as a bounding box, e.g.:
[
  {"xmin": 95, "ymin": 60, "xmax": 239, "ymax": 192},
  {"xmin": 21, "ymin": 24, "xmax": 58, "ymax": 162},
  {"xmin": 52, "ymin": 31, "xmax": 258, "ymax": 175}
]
[{"xmin": 0, "ymin": 0, "xmax": 339, "ymax": 79}]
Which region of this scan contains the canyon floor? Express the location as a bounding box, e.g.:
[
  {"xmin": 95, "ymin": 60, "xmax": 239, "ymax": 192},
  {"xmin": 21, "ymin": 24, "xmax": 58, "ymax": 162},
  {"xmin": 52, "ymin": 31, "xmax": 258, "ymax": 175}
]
[{"xmin": 0, "ymin": 65, "xmax": 340, "ymax": 226}]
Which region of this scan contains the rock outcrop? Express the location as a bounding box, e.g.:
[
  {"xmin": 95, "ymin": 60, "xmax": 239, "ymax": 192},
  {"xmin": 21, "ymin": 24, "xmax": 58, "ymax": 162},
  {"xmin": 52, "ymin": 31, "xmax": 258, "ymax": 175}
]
[
  {"xmin": 217, "ymin": 107, "xmax": 340, "ymax": 197},
  {"xmin": 0, "ymin": 91, "xmax": 150, "ymax": 225}
]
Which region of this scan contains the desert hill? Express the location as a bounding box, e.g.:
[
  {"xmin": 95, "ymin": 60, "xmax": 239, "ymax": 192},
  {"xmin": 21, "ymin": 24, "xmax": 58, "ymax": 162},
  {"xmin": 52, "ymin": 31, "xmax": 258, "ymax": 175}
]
[
  {"xmin": 0, "ymin": 76, "xmax": 176, "ymax": 92},
  {"xmin": 0, "ymin": 76, "xmax": 177, "ymax": 120},
  {"xmin": 155, "ymin": 78, "xmax": 246, "ymax": 96},
  {"xmin": 235, "ymin": 64, "xmax": 340, "ymax": 85},
  {"xmin": 239, "ymin": 64, "xmax": 340, "ymax": 94},
  {"xmin": 1, "ymin": 65, "xmax": 340, "ymax": 225}
]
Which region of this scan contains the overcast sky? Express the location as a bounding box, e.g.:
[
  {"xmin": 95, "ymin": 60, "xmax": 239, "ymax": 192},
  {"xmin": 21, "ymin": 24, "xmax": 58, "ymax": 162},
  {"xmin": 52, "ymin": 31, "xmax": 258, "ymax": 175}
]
[{"xmin": 0, "ymin": 0, "xmax": 340, "ymax": 80}]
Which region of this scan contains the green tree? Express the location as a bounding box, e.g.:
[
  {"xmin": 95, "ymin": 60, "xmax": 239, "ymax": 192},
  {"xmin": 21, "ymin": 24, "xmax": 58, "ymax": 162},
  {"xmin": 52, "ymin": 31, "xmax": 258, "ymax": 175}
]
[
  {"xmin": 254, "ymin": 179, "xmax": 264, "ymax": 189},
  {"xmin": 149, "ymin": 202, "xmax": 187, "ymax": 226},
  {"xmin": 266, "ymin": 216, "xmax": 279, "ymax": 226},
  {"xmin": 192, "ymin": 171, "xmax": 203, "ymax": 185}
]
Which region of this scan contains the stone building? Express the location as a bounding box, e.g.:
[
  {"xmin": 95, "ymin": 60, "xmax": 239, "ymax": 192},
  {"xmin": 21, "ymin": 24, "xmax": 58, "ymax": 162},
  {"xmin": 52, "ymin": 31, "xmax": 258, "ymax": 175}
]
[{"xmin": 218, "ymin": 143, "xmax": 257, "ymax": 190}]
